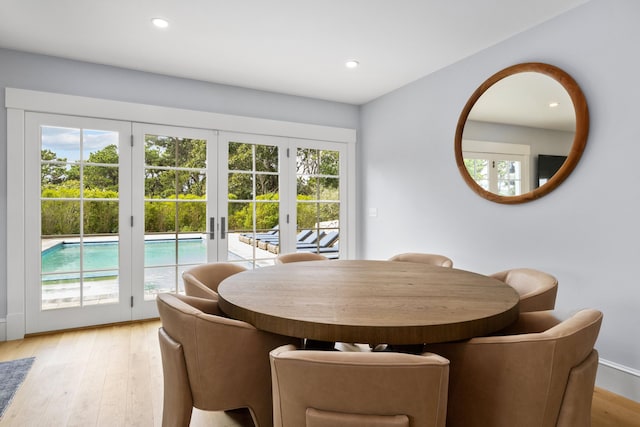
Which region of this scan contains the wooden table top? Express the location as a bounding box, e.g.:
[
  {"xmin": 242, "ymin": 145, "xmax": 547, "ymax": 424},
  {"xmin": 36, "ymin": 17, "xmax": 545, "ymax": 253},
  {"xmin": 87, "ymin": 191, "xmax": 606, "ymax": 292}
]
[{"xmin": 217, "ymin": 260, "xmax": 520, "ymax": 345}]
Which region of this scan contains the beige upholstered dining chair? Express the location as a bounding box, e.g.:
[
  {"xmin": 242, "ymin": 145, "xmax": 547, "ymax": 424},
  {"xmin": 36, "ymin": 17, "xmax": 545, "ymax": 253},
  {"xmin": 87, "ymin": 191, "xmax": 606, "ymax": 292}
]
[
  {"xmin": 270, "ymin": 344, "xmax": 449, "ymax": 427},
  {"xmin": 157, "ymin": 293, "xmax": 300, "ymax": 427},
  {"xmin": 388, "ymin": 252, "xmax": 453, "ymax": 268},
  {"xmin": 275, "ymin": 252, "xmax": 328, "ymax": 264},
  {"xmin": 490, "ymin": 267, "xmax": 558, "ymax": 312},
  {"xmin": 182, "ymin": 262, "xmax": 246, "ymax": 299},
  {"xmin": 425, "ymin": 308, "xmax": 603, "ymax": 427}
]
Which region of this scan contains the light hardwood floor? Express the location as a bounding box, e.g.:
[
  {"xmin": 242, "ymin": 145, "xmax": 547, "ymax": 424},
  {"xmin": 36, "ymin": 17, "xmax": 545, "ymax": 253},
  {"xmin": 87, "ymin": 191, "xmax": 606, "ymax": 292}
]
[{"xmin": 0, "ymin": 320, "xmax": 638, "ymax": 427}]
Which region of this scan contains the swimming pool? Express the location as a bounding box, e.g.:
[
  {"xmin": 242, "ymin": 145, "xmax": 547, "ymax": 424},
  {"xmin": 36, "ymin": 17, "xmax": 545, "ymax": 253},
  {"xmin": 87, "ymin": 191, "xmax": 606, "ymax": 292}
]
[{"xmin": 41, "ymin": 238, "xmax": 207, "ymax": 281}]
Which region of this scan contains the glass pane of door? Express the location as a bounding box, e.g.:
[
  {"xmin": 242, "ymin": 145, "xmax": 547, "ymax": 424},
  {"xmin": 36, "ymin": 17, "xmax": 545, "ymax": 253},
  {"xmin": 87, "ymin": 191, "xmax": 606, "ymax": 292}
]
[
  {"xmin": 296, "ymin": 147, "xmax": 341, "ymax": 259},
  {"xmin": 40, "ymin": 126, "xmax": 122, "ymax": 308},
  {"xmin": 224, "ymin": 137, "xmax": 281, "ymax": 268},
  {"xmin": 141, "ymin": 131, "xmax": 210, "ymax": 299},
  {"xmin": 495, "ymin": 159, "xmax": 522, "ymax": 196},
  {"xmin": 464, "ymin": 158, "xmax": 489, "ymax": 191}
]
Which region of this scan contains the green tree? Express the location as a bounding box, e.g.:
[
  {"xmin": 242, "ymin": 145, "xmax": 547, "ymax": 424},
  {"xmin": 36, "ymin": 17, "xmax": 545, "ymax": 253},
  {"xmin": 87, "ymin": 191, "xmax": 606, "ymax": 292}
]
[
  {"xmin": 40, "ymin": 141, "xmax": 342, "ymax": 235},
  {"xmin": 144, "ymin": 135, "xmax": 207, "ymax": 198},
  {"xmin": 228, "ymin": 142, "xmax": 279, "ymax": 200},
  {"xmin": 84, "ymin": 144, "xmax": 119, "ymax": 191},
  {"xmin": 296, "ymin": 149, "xmax": 339, "ymax": 197},
  {"xmin": 41, "ymin": 149, "xmax": 70, "ymax": 185},
  {"xmin": 41, "ymin": 186, "xmax": 81, "ymax": 235},
  {"xmin": 229, "ymin": 194, "xmax": 279, "ymax": 230}
]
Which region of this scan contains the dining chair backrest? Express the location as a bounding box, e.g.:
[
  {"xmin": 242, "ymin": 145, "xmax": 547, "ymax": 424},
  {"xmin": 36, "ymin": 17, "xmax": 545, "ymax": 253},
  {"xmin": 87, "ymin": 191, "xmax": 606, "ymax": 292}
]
[
  {"xmin": 275, "ymin": 252, "xmax": 328, "ymax": 264},
  {"xmin": 182, "ymin": 262, "xmax": 246, "ymax": 299},
  {"xmin": 490, "ymin": 268, "xmax": 558, "ymax": 312},
  {"xmin": 388, "ymin": 252, "xmax": 453, "ymax": 268},
  {"xmin": 270, "ymin": 344, "xmax": 450, "ymax": 427},
  {"xmin": 157, "ymin": 293, "xmax": 299, "ymax": 427},
  {"xmin": 425, "ymin": 308, "xmax": 603, "ymax": 427}
]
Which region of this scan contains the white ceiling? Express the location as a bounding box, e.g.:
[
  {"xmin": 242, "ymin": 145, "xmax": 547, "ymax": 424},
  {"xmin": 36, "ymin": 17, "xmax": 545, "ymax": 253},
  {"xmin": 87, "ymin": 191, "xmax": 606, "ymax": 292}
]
[
  {"xmin": 0, "ymin": 0, "xmax": 590, "ymax": 105},
  {"xmin": 469, "ymin": 72, "xmax": 577, "ymax": 132}
]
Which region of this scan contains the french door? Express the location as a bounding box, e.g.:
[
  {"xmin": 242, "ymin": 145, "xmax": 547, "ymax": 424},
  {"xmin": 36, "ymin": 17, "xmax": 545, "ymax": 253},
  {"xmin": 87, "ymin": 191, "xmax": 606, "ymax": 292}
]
[
  {"xmin": 131, "ymin": 124, "xmax": 218, "ymax": 319},
  {"xmin": 219, "ymin": 132, "xmax": 287, "ymax": 268},
  {"xmin": 25, "ymin": 113, "xmax": 134, "ymax": 332},
  {"xmin": 24, "ymin": 117, "xmax": 348, "ymax": 333},
  {"xmin": 290, "ymin": 139, "xmax": 344, "ymax": 259},
  {"xmin": 220, "ymin": 133, "xmax": 346, "ymax": 266},
  {"xmin": 463, "ymin": 153, "xmax": 527, "ymax": 196},
  {"xmin": 462, "ymin": 140, "xmax": 531, "ymax": 196}
]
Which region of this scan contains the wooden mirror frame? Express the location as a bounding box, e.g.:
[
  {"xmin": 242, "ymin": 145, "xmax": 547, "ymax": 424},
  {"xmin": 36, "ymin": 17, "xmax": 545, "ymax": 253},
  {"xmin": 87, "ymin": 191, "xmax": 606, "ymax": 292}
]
[{"xmin": 455, "ymin": 62, "xmax": 589, "ymax": 204}]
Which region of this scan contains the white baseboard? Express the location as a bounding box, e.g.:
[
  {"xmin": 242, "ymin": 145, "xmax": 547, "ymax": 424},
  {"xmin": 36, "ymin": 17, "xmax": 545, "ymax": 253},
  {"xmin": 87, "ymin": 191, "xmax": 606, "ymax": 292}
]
[
  {"xmin": 597, "ymin": 358, "xmax": 640, "ymax": 403},
  {"xmin": 5, "ymin": 313, "xmax": 25, "ymax": 341}
]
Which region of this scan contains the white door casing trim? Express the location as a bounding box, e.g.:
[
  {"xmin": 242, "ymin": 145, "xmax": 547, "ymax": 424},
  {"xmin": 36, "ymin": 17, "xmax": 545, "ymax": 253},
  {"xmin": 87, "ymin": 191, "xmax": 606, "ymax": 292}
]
[{"xmin": 5, "ymin": 88, "xmax": 356, "ymax": 143}]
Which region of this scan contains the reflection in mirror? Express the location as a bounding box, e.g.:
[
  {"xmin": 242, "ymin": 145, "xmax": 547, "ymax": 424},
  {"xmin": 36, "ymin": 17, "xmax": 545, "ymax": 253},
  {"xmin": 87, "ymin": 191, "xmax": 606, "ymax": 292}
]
[{"xmin": 455, "ymin": 63, "xmax": 589, "ymax": 204}]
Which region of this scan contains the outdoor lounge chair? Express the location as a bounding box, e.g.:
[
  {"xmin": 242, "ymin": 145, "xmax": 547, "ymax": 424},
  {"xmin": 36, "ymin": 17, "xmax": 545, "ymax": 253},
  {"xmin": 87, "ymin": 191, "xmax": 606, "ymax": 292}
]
[
  {"xmin": 296, "ymin": 231, "xmax": 339, "ymax": 250},
  {"xmin": 238, "ymin": 225, "xmax": 279, "ymax": 245},
  {"xmin": 256, "ymin": 229, "xmax": 313, "ymax": 250},
  {"xmin": 267, "ymin": 230, "xmax": 324, "ymax": 254},
  {"xmin": 257, "ymin": 230, "xmax": 309, "ymax": 250},
  {"xmin": 249, "ymin": 225, "xmax": 279, "ymax": 238},
  {"xmin": 298, "ymin": 248, "xmax": 339, "ymax": 260}
]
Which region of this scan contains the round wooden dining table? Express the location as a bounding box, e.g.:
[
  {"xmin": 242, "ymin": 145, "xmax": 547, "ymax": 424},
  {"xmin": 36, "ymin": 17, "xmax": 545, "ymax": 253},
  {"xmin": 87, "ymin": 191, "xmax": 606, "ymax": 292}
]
[{"xmin": 217, "ymin": 260, "xmax": 520, "ymax": 345}]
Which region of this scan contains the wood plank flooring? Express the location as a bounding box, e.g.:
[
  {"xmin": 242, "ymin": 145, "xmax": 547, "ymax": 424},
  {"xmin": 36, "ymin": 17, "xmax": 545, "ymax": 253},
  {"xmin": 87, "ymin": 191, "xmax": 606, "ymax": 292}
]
[{"xmin": 0, "ymin": 319, "xmax": 638, "ymax": 427}]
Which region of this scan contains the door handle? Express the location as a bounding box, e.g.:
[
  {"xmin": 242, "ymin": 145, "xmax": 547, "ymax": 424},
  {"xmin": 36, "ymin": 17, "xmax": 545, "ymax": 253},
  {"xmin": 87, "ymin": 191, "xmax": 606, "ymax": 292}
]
[
  {"xmin": 209, "ymin": 217, "xmax": 215, "ymax": 240},
  {"xmin": 220, "ymin": 217, "xmax": 226, "ymax": 240}
]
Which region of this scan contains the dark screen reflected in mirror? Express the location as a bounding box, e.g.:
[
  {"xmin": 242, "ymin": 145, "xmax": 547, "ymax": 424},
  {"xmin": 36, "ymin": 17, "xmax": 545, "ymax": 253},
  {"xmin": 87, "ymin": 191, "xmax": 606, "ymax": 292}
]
[
  {"xmin": 537, "ymin": 154, "xmax": 567, "ymax": 188},
  {"xmin": 454, "ymin": 63, "xmax": 589, "ymax": 204}
]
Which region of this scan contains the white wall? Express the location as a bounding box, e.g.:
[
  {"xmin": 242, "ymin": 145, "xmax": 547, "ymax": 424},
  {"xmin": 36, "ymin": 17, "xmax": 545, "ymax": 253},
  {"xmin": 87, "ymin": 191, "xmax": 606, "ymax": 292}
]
[
  {"xmin": 0, "ymin": 47, "xmax": 359, "ymax": 333},
  {"xmin": 360, "ymin": 0, "xmax": 640, "ymax": 400}
]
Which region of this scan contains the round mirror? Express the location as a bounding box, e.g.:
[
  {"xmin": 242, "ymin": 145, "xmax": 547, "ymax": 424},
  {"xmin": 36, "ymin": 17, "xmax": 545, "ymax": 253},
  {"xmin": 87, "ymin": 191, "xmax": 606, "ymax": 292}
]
[{"xmin": 455, "ymin": 62, "xmax": 589, "ymax": 204}]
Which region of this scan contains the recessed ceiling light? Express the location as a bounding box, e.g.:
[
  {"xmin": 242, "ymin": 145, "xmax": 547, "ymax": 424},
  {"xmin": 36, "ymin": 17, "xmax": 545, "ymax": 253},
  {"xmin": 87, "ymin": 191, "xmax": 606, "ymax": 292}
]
[
  {"xmin": 345, "ymin": 60, "xmax": 359, "ymax": 69},
  {"xmin": 549, "ymin": 101, "xmax": 559, "ymax": 108},
  {"xmin": 151, "ymin": 18, "xmax": 169, "ymax": 29}
]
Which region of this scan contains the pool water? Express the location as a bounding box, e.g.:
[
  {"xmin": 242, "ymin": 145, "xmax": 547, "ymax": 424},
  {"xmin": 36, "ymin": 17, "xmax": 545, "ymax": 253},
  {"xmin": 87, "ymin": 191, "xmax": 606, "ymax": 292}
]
[{"xmin": 42, "ymin": 239, "xmax": 207, "ymax": 278}]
